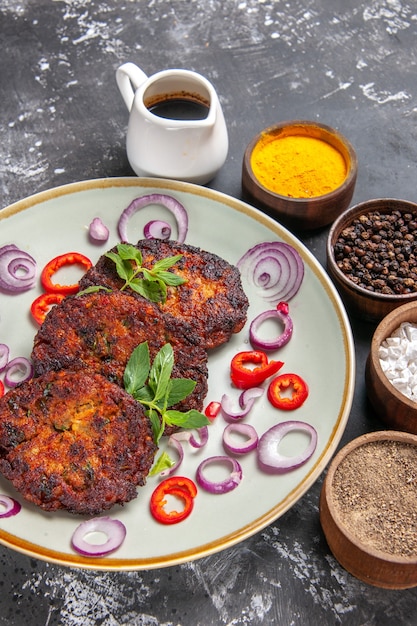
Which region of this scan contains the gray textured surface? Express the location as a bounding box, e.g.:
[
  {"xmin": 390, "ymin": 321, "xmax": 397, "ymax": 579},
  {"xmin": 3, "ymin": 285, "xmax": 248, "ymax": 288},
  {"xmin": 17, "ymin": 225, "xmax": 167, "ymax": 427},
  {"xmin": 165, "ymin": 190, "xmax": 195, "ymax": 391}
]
[{"xmin": 1, "ymin": 0, "xmax": 417, "ymax": 624}]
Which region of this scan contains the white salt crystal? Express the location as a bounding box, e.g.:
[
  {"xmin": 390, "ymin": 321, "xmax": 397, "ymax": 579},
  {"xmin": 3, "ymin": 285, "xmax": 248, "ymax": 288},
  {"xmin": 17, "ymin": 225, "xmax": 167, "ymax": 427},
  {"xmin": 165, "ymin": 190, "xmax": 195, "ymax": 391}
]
[{"xmin": 378, "ymin": 322, "xmax": 417, "ymax": 402}]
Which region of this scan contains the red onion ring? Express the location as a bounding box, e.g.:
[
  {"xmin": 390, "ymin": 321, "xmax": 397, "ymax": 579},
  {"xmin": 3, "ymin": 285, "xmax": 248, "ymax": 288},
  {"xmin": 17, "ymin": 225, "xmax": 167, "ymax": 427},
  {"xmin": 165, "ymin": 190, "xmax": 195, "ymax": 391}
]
[
  {"xmin": 89, "ymin": 217, "xmax": 110, "ymax": 243},
  {"xmin": 237, "ymin": 241, "xmax": 304, "ymax": 304},
  {"xmin": 257, "ymin": 421, "xmax": 318, "ymax": 474},
  {"xmin": 143, "ymin": 220, "xmax": 172, "ymax": 240},
  {"xmin": 196, "ymin": 456, "xmax": 243, "ymax": 494},
  {"xmin": 0, "ymin": 343, "xmax": 10, "ymax": 372},
  {"xmin": 4, "ymin": 357, "xmax": 34, "ymax": 387},
  {"xmin": 171, "ymin": 426, "xmax": 209, "ymax": 449},
  {"xmin": 71, "ymin": 516, "xmax": 127, "ymax": 557},
  {"xmin": 249, "ymin": 302, "xmax": 293, "ymax": 351},
  {"xmin": 160, "ymin": 435, "xmax": 185, "ymax": 476},
  {"xmin": 223, "ymin": 423, "xmax": 258, "ymax": 455},
  {"xmin": 0, "ymin": 244, "xmax": 37, "ymax": 293},
  {"xmin": 118, "ymin": 194, "xmax": 188, "ymax": 243},
  {"xmin": 221, "ymin": 387, "xmax": 263, "ymax": 422},
  {"xmin": 0, "ymin": 494, "xmax": 21, "ymax": 518}
]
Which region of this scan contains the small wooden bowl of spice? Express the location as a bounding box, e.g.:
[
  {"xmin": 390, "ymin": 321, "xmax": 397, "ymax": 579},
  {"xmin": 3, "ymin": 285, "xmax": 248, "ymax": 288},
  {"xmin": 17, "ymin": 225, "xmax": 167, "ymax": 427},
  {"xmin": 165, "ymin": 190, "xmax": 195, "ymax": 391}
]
[
  {"xmin": 366, "ymin": 301, "xmax": 417, "ymax": 434},
  {"xmin": 320, "ymin": 430, "xmax": 417, "ymax": 589},
  {"xmin": 241, "ymin": 120, "xmax": 357, "ymax": 231},
  {"xmin": 327, "ymin": 198, "xmax": 417, "ymax": 323}
]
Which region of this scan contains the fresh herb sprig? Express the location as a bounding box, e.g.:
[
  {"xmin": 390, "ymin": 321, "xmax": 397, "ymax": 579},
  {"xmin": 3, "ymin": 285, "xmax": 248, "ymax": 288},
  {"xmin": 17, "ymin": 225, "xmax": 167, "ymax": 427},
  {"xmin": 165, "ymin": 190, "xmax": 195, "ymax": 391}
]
[
  {"xmin": 105, "ymin": 243, "xmax": 186, "ymax": 303},
  {"xmin": 124, "ymin": 341, "xmax": 210, "ymax": 445}
]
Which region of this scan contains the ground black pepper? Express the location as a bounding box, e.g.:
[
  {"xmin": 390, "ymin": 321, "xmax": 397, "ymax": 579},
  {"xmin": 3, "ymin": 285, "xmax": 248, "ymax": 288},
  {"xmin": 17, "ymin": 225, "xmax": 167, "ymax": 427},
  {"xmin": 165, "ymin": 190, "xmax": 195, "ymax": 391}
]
[
  {"xmin": 333, "ymin": 440, "xmax": 417, "ymax": 557},
  {"xmin": 334, "ymin": 209, "xmax": 417, "ymax": 295}
]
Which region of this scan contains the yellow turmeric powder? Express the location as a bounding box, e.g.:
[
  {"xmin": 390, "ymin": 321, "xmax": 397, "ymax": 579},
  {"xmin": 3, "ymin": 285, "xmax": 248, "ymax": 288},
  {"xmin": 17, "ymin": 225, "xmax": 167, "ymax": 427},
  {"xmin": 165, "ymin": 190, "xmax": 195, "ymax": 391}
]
[{"xmin": 251, "ymin": 132, "xmax": 347, "ymax": 198}]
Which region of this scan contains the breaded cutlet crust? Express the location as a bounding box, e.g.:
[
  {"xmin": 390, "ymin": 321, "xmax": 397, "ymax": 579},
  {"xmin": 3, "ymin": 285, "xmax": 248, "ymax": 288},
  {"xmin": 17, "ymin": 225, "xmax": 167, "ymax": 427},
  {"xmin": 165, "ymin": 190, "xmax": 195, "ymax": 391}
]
[
  {"xmin": 0, "ymin": 369, "xmax": 157, "ymax": 515},
  {"xmin": 78, "ymin": 239, "xmax": 249, "ymax": 350},
  {"xmin": 31, "ymin": 290, "xmax": 208, "ymax": 415}
]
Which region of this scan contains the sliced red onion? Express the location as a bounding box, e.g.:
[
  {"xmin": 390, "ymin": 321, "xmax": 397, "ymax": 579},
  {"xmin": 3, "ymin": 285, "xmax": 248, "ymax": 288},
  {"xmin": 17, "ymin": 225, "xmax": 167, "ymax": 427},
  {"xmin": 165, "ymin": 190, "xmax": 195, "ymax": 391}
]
[
  {"xmin": 143, "ymin": 220, "xmax": 172, "ymax": 240},
  {"xmin": 223, "ymin": 423, "xmax": 258, "ymax": 455},
  {"xmin": 0, "ymin": 494, "xmax": 21, "ymax": 518},
  {"xmin": 250, "ymin": 302, "xmax": 293, "ymax": 351},
  {"xmin": 237, "ymin": 241, "xmax": 304, "ymax": 304},
  {"xmin": 118, "ymin": 194, "xmax": 188, "ymax": 243},
  {"xmin": 4, "ymin": 357, "xmax": 33, "ymax": 387},
  {"xmin": 171, "ymin": 426, "xmax": 209, "ymax": 449},
  {"xmin": 0, "ymin": 244, "xmax": 37, "ymax": 293},
  {"xmin": 257, "ymin": 421, "xmax": 318, "ymax": 474},
  {"xmin": 196, "ymin": 456, "xmax": 243, "ymax": 494},
  {"xmin": 0, "ymin": 343, "xmax": 10, "ymax": 372},
  {"xmin": 160, "ymin": 435, "xmax": 185, "ymax": 476},
  {"xmin": 89, "ymin": 217, "xmax": 110, "ymax": 243},
  {"xmin": 71, "ymin": 516, "xmax": 127, "ymax": 557},
  {"xmin": 221, "ymin": 387, "xmax": 263, "ymax": 422}
]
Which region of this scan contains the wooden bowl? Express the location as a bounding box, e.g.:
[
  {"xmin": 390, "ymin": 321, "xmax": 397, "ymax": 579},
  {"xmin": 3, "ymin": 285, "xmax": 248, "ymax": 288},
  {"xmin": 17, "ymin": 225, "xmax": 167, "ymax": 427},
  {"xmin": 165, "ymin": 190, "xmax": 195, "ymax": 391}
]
[
  {"xmin": 327, "ymin": 198, "xmax": 417, "ymax": 323},
  {"xmin": 241, "ymin": 120, "xmax": 357, "ymax": 231},
  {"xmin": 365, "ymin": 301, "xmax": 417, "ymax": 434},
  {"xmin": 320, "ymin": 430, "xmax": 417, "ymax": 589}
]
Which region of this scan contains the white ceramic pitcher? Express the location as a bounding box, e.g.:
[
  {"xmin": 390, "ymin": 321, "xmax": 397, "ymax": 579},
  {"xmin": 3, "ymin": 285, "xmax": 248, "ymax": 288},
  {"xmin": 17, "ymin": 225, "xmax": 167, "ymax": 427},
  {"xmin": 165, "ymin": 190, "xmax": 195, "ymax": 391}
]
[{"xmin": 116, "ymin": 62, "xmax": 229, "ymax": 184}]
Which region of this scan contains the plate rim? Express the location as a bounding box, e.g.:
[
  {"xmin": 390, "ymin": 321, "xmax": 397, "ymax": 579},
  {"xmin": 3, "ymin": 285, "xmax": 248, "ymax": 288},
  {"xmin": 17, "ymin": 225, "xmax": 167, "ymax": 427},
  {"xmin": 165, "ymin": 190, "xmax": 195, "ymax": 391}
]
[{"xmin": 0, "ymin": 176, "xmax": 355, "ymax": 570}]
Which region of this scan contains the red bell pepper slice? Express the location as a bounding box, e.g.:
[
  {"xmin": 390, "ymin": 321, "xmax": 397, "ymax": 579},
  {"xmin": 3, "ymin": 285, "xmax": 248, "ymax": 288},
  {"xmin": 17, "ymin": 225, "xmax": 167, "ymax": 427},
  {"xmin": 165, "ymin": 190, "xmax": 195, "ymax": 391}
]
[
  {"xmin": 0, "ymin": 380, "xmax": 4, "ymax": 398},
  {"xmin": 40, "ymin": 252, "xmax": 92, "ymax": 295},
  {"xmin": 30, "ymin": 292, "xmax": 66, "ymax": 325},
  {"xmin": 204, "ymin": 401, "xmax": 221, "ymax": 420},
  {"xmin": 150, "ymin": 476, "xmax": 197, "ymax": 525},
  {"xmin": 230, "ymin": 350, "xmax": 284, "ymax": 389},
  {"xmin": 268, "ymin": 373, "xmax": 309, "ymax": 410}
]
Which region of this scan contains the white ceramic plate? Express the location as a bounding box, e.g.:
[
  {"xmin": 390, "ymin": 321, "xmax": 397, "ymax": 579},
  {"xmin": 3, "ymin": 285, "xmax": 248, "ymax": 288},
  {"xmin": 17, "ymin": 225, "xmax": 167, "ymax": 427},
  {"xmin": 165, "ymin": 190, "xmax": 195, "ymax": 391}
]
[{"xmin": 0, "ymin": 178, "xmax": 355, "ymax": 570}]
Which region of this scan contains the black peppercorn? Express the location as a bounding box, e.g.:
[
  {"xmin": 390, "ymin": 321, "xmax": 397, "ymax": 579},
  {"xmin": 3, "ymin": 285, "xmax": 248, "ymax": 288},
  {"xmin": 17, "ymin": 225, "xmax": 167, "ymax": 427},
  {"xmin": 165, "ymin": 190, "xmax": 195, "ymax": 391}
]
[{"xmin": 334, "ymin": 208, "xmax": 417, "ymax": 295}]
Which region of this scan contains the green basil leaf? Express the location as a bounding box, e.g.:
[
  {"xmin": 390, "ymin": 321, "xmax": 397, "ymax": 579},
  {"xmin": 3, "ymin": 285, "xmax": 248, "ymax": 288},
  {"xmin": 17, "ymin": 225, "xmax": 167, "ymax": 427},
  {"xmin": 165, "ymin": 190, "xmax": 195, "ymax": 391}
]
[
  {"xmin": 148, "ymin": 409, "xmax": 163, "ymax": 443},
  {"xmin": 105, "ymin": 251, "xmax": 130, "ymax": 281},
  {"xmin": 157, "ymin": 271, "xmax": 186, "ymax": 287},
  {"xmin": 77, "ymin": 285, "xmax": 111, "ymax": 296},
  {"xmin": 166, "ymin": 378, "xmax": 197, "ymax": 406},
  {"xmin": 149, "ymin": 343, "xmax": 174, "ymax": 402},
  {"xmin": 152, "ymin": 254, "xmax": 183, "ymax": 272},
  {"xmin": 123, "ymin": 342, "xmax": 150, "ymax": 395},
  {"xmin": 132, "ymin": 384, "xmax": 154, "ymax": 404},
  {"xmin": 164, "ymin": 409, "xmax": 210, "ymax": 429},
  {"xmin": 141, "ymin": 269, "xmax": 155, "ymax": 282},
  {"xmin": 116, "ymin": 243, "xmax": 143, "ymax": 265},
  {"xmin": 128, "ymin": 279, "xmax": 166, "ymax": 303}
]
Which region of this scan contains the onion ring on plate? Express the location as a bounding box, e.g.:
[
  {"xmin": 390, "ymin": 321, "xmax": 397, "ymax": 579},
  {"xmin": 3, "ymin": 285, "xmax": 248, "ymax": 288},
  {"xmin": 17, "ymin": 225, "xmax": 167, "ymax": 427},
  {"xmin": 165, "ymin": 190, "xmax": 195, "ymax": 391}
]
[
  {"xmin": 0, "ymin": 244, "xmax": 37, "ymax": 293},
  {"xmin": 223, "ymin": 423, "xmax": 259, "ymax": 455},
  {"xmin": 249, "ymin": 302, "xmax": 293, "ymax": 351},
  {"xmin": 0, "ymin": 495, "xmax": 21, "ymax": 518},
  {"xmin": 0, "ymin": 343, "xmax": 10, "ymax": 372},
  {"xmin": 71, "ymin": 517, "xmax": 127, "ymax": 556},
  {"xmin": 118, "ymin": 194, "xmax": 188, "ymax": 243},
  {"xmin": 257, "ymin": 421, "xmax": 317, "ymax": 474},
  {"xmin": 221, "ymin": 387, "xmax": 263, "ymax": 422},
  {"xmin": 4, "ymin": 357, "xmax": 33, "ymax": 387},
  {"xmin": 143, "ymin": 220, "xmax": 172, "ymax": 240},
  {"xmin": 237, "ymin": 241, "xmax": 304, "ymax": 304},
  {"xmin": 196, "ymin": 456, "xmax": 243, "ymax": 494}
]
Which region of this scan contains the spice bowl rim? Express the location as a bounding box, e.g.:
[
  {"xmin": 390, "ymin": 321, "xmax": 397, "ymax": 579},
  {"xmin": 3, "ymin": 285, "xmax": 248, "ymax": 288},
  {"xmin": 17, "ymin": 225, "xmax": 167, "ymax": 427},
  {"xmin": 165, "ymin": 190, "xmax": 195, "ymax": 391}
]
[
  {"xmin": 326, "ymin": 197, "xmax": 417, "ymax": 322},
  {"xmin": 365, "ymin": 301, "xmax": 417, "ymax": 433},
  {"xmin": 241, "ymin": 119, "xmax": 358, "ymax": 231},
  {"xmin": 320, "ymin": 430, "xmax": 417, "ymax": 588},
  {"xmin": 243, "ymin": 119, "xmax": 357, "ymax": 202}
]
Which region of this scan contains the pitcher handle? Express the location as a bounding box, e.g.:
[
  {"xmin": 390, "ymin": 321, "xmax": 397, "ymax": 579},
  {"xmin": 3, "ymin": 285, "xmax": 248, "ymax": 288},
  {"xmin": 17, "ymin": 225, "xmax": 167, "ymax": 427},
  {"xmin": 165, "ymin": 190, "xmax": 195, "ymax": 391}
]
[{"xmin": 116, "ymin": 62, "xmax": 148, "ymax": 111}]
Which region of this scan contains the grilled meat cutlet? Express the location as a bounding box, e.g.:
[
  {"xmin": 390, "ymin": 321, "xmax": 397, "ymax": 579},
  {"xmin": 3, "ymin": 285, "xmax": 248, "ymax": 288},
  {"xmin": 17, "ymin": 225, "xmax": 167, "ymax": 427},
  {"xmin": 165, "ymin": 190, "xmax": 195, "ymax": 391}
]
[
  {"xmin": 0, "ymin": 369, "xmax": 157, "ymax": 515},
  {"xmin": 78, "ymin": 239, "xmax": 249, "ymax": 350},
  {"xmin": 31, "ymin": 290, "xmax": 208, "ymax": 417}
]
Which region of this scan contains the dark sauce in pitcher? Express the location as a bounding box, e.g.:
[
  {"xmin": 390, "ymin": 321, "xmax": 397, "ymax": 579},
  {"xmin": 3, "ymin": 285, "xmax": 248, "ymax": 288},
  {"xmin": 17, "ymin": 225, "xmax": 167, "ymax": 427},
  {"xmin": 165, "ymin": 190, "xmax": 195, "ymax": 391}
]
[{"xmin": 146, "ymin": 93, "xmax": 210, "ymax": 121}]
